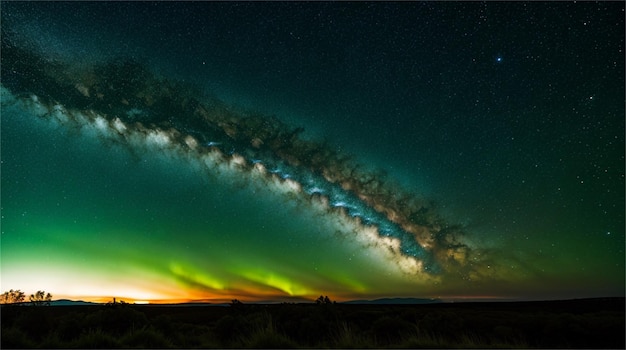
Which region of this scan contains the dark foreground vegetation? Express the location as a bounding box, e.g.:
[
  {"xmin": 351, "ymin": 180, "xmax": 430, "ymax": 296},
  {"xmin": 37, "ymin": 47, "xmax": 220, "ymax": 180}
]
[{"xmin": 1, "ymin": 297, "xmax": 623, "ymax": 348}]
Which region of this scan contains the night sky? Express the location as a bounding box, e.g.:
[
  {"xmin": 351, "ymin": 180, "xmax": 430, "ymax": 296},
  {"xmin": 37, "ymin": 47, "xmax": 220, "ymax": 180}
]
[{"xmin": 1, "ymin": 2, "xmax": 624, "ymax": 303}]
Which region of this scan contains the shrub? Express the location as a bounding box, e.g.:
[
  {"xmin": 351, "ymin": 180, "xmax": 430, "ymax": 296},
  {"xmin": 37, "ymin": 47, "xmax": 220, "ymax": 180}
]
[
  {"xmin": 72, "ymin": 328, "xmax": 122, "ymax": 348},
  {"xmin": 84, "ymin": 306, "xmax": 148, "ymax": 335},
  {"xmin": 332, "ymin": 321, "xmax": 371, "ymax": 348},
  {"xmin": 13, "ymin": 307, "xmax": 55, "ymax": 342},
  {"xmin": 122, "ymin": 326, "xmax": 174, "ymax": 348},
  {"xmin": 401, "ymin": 326, "xmax": 527, "ymax": 349},
  {"xmin": 419, "ymin": 311, "xmax": 464, "ymax": 338},
  {"xmin": 56, "ymin": 312, "xmax": 87, "ymax": 342},
  {"xmin": 400, "ymin": 328, "xmax": 449, "ymax": 349},
  {"xmin": 239, "ymin": 314, "xmax": 297, "ymax": 349},
  {"xmin": 296, "ymin": 314, "xmax": 330, "ymax": 346},
  {"xmin": 150, "ymin": 313, "xmax": 174, "ymax": 335},
  {"xmin": 1, "ymin": 326, "xmax": 35, "ymax": 348},
  {"xmin": 39, "ymin": 331, "xmax": 68, "ymax": 349},
  {"xmin": 169, "ymin": 322, "xmax": 213, "ymax": 348},
  {"xmin": 370, "ymin": 316, "xmax": 414, "ymax": 344},
  {"xmin": 214, "ymin": 314, "xmax": 251, "ymax": 344}
]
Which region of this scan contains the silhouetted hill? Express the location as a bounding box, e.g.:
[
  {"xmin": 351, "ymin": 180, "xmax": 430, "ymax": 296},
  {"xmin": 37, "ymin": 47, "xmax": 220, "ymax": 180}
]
[
  {"xmin": 49, "ymin": 299, "xmax": 98, "ymax": 306},
  {"xmin": 342, "ymin": 297, "xmax": 442, "ymax": 304}
]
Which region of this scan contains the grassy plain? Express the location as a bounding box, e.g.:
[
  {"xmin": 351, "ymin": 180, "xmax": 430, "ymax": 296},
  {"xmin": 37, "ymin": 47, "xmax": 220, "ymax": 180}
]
[{"xmin": 1, "ymin": 297, "xmax": 623, "ymax": 348}]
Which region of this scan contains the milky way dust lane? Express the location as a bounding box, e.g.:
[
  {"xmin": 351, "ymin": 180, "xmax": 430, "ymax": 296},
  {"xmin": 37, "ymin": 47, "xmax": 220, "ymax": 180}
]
[{"xmin": 1, "ymin": 32, "xmax": 486, "ymax": 287}]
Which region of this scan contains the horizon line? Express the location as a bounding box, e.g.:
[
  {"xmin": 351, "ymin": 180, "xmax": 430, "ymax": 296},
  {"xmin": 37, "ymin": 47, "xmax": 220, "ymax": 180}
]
[{"xmin": 5, "ymin": 295, "xmax": 622, "ymax": 306}]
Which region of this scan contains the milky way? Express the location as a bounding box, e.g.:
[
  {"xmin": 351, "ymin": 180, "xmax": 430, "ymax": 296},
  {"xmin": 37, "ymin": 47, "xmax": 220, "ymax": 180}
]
[{"xmin": 1, "ymin": 33, "xmax": 477, "ymax": 281}]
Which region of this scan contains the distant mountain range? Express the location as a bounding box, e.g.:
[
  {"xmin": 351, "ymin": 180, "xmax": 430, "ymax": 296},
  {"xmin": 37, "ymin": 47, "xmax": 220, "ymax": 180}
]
[
  {"xmin": 341, "ymin": 298, "xmax": 442, "ymax": 304},
  {"xmin": 50, "ymin": 299, "xmax": 99, "ymax": 306}
]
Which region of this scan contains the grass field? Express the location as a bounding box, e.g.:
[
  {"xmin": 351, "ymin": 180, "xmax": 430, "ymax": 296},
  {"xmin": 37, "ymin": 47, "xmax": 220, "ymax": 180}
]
[{"xmin": 1, "ymin": 297, "xmax": 623, "ymax": 348}]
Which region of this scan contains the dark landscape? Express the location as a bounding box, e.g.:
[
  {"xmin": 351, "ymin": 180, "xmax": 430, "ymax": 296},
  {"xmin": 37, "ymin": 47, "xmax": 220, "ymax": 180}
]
[{"xmin": 1, "ymin": 297, "xmax": 624, "ymax": 348}]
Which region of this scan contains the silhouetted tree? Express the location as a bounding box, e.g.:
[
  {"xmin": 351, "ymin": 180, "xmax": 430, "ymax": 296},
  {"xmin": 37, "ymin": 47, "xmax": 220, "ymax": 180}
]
[
  {"xmin": 106, "ymin": 297, "xmax": 128, "ymax": 307},
  {"xmin": 1, "ymin": 289, "xmax": 25, "ymax": 304},
  {"xmin": 316, "ymin": 295, "xmax": 334, "ymax": 304},
  {"xmin": 29, "ymin": 290, "xmax": 52, "ymax": 306}
]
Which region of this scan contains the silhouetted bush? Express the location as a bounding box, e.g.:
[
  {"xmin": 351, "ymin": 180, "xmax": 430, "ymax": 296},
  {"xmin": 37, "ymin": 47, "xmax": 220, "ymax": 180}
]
[
  {"xmin": 239, "ymin": 314, "xmax": 297, "ymax": 349},
  {"xmin": 1, "ymin": 327, "xmax": 35, "ymax": 348},
  {"xmin": 122, "ymin": 326, "xmax": 174, "ymax": 348},
  {"xmin": 213, "ymin": 314, "xmax": 251, "ymax": 344},
  {"xmin": 370, "ymin": 316, "xmax": 414, "ymax": 343},
  {"xmin": 169, "ymin": 322, "xmax": 214, "ymax": 348},
  {"xmin": 56, "ymin": 312, "xmax": 87, "ymax": 342},
  {"xmin": 492, "ymin": 325, "xmax": 517, "ymax": 341},
  {"xmin": 151, "ymin": 314, "xmax": 174, "ymax": 335},
  {"xmin": 419, "ymin": 310, "xmax": 465, "ymax": 338},
  {"xmin": 72, "ymin": 328, "xmax": 122, "ymax": 348},
  {"xmin": 294, "ymin": 313, "xmax": 330, "ymax": 346},
  {"xmin": 332, "ymin": 321, "xmax": 372, "ymax": 349},
  {"xmin": 13, "ymin": 308, "xmax": 56, "ymax": 342},
  {"xmin": 84, "ymin": 306, "xmax": 148, "ymax": 336}
]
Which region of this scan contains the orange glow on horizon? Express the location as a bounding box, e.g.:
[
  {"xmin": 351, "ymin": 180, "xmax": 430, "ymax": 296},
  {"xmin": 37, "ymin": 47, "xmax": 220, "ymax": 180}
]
[{"xmin": 52, "ymin": 293, "xmax": 322, "ymax": 305}]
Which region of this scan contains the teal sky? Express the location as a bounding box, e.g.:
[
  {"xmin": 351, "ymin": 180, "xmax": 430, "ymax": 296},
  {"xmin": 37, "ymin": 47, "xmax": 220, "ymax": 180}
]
[{"xmin": 1, "ymin": 2, "xmax": 623, "ymax": 303}]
